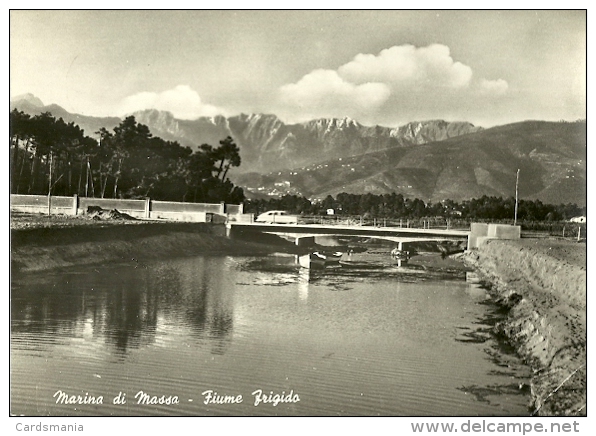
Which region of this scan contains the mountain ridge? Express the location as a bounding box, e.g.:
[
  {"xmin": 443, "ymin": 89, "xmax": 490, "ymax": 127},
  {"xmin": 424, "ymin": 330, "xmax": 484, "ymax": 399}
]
[
  {"xmin": 10, "ymin": 94, "xmax": 585, "ymax": 205},
  {"xmin": 10, "ymin": 95, "xmax": 483, "ymax": 173}
]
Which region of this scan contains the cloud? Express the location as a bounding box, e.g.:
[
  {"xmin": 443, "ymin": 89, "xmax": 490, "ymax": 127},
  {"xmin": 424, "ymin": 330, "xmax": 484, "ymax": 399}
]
[
  {"xmin": 279, "ymin": 69, "xmax": 390, "ymax": 119},
  {"xmin": 338, "ymin": 44, "xmax": 473, "ymax": 89},
  {"xmin": 478, "ymin": 78, "xmax": 509, "ymax": 95},
  {"xmin": 118, "ymin": 85, "xmax": 222, "ymax": 119},
  {"xmin": 278, "ymin": 44, "xmax": 508, "ymax": 125}
]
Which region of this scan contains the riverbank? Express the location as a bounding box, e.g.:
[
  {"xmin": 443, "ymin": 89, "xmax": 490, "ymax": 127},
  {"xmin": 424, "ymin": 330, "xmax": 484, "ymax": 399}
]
[
  {"xmin": 10, "ymin": 212, "xmax": 304, "ymax": 273},
  {"xmin": 464, "ymin": 238, "xmax": 586, "ymax": 416}
]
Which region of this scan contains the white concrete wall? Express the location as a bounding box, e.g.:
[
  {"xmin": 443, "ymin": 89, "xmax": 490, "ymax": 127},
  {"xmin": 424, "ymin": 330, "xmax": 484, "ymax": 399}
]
[
  {"xmin": 12, "ymin": 204, "xmax": 73, "ymax": 215},
  {"xmin": 470, "ymin": 223, "xmax": 489, "ymax": 236},
  {"xmin": 11, "ymin": 194, "xmax": 240, "ymax": 224},
  {"xmin": 468, "ymin": 223, "xmax": 520, "ymax": 250},
  {"xmin": 149, "ymin": 211, "xmax": 209, "ymax": 222},
  {"xmin": 488, "ymin": 224, "xmax": 521, "ymax": 239},
  {"xmin": 229, "ymin": 213, "xmax": 255, "ymax": 223}
]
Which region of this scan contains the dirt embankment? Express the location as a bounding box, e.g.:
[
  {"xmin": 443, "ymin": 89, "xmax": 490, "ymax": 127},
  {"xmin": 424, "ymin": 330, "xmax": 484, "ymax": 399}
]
[
  {"xmin": 464, "ymin": 238, "xmax": 586, "ymax": 416},
  {"xmin": 10, "ymin": 214, "xmax": 303, "ymax": 273}
]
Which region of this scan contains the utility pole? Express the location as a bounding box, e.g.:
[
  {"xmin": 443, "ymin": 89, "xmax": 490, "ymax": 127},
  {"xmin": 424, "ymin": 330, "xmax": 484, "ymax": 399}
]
[
  {"xmin": 85, "ymin": 156, "xmax": 89, "ymax": 197},
  {"xmin": 47, "ymin": 151, "xmax": 53, "ymax": 216},
  {"xmin": 514, "ymin": 169, "xmax": 520, "ymax": 226}
]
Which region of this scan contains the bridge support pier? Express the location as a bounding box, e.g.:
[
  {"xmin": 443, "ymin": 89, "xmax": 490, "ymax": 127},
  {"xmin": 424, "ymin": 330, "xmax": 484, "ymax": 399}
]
[{"xmin": 295, "ymin": 236, "xmax": 316, "ymax": 246}]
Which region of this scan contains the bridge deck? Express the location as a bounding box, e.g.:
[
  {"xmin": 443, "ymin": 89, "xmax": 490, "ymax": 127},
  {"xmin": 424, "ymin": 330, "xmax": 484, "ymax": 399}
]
[{"xmin": 227, "ymin": 222, "xmax": 469, "ymax": 240}]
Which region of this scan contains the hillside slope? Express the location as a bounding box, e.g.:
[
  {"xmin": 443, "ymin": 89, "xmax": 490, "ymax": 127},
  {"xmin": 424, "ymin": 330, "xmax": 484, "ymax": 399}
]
[{"xmin": 236, "ymin": 120, "xmax": 586, "ymax": 205}]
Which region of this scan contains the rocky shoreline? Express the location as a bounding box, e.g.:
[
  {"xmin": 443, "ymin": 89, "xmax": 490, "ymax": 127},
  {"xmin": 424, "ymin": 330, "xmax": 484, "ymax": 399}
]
[{"xmin": 464, "ymin": 239, "xmax": 586, "ymax": 416}]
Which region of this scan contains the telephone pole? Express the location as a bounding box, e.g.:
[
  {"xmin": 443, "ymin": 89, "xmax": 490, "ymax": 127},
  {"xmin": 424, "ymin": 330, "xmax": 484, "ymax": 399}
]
[
  {"xmin": 47, "ymin": 151, "xmax": 53, "ymax": 216},
  {"xmin": 514, "ymin": 169, "xmax": 520, "ymax": 226}
]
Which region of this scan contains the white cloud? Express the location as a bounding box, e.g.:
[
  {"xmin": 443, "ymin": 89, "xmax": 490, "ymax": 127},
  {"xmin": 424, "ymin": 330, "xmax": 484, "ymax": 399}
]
[
  {"xmin": 118, "ymin": 85, "xmax": 222, "ymax": 119},
  {"xmin": 278, "ymin": 44, "xmax": 508, "ymax": 125},
  {"xmin": 279, "ymin": 69, "xmax": 390, "ymax": 120},
  {"xmin": 478, "ymin": 78, "xmax": 509, "ymax": 95},
  {"xmin": 339, "ymin": 44, "xmax": 473, "ymax": 89}
]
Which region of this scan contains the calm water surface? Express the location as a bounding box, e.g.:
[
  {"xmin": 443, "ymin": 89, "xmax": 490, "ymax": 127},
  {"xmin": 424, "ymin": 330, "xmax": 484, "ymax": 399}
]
[{"xmin": 11, "ymin": 252, "xmax": 531, "ymax": 416}]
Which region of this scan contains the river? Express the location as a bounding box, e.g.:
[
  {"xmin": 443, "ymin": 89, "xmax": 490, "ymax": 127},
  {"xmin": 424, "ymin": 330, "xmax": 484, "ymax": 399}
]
[{"xmin": 10, "ymin": 248, "xmax": 532, "ymax": 416}]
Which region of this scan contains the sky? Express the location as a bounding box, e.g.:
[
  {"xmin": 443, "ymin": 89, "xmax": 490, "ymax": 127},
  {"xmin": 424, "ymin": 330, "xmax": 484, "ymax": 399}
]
[{"xmin": 9, "ymin": 9, "xmax": 587, "ymax": 128}]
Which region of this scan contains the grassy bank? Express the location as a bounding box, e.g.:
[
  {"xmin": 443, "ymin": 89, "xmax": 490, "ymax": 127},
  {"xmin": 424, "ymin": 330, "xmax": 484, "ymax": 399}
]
[{"xmin": 464, "ymin": 238, "xmax": 586, "ymax": 416}]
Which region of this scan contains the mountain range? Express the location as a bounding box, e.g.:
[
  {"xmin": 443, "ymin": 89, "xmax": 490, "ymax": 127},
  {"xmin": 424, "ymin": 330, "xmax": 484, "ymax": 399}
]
[
  {"xmin": 237, "ymin": 120, "xmax": 586, "ymax": 206},
  {"xmin": 10, "ymin": 94, "xmax": 586, "ymax": 205}
]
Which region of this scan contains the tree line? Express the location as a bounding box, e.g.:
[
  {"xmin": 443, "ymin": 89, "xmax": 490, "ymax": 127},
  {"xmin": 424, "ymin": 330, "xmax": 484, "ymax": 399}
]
[
  {"xmin": 10, "ymin": 109, "xmax": 586, "ymax": 222},
  {"xmin": 245, "ymin": 193, "xmax": 586, "ymax": 222},
  {"xmin": 9, "ymin": 109, "xmax": 244, "ymax": 203}
]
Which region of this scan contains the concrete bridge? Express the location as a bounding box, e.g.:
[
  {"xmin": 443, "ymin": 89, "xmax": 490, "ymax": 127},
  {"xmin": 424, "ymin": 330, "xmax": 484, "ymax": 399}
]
[
  {"xmin": 225, "ymin": 221, "xmax": 470, "ymax": 250},
  {"xmin": 225, "ymin": 221, "xmax": 522, "ymax": 251}
]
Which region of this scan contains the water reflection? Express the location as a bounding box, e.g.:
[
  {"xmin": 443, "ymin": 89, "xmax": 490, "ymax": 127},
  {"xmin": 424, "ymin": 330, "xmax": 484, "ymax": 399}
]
[
  {"xmin": 171, "ymin": 257, "xmax": 234, "ymax": 354},
  {"xmin": 11, "ymin": 257, "xmax": 236, "ymax": 357},
  {"xmin": 297, "ymin": 269, "xmax": 310, "ymax": 301},
  {"xmin": 12, "ymin": 274, "xmax": 155, "ymax": 356}
]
